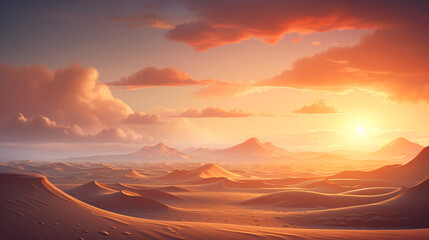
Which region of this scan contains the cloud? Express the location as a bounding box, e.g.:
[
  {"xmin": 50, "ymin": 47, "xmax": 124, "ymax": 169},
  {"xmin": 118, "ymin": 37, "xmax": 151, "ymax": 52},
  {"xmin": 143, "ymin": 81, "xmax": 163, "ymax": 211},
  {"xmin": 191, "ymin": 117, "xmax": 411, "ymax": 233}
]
[
  {"xmin": 260, "ymin": 24, "xmax": 429, "ymax": 102},
  {"xmin": 174, "ymin": 107, "xmax": 254, "ymax": 118},
  {"xmin": 166, "ymin": 0, "xmax": 414, "ymax": 51},
  {"xmin": 164, "ymin": 1, "xmax": 429, "ymax": 102},
  {"xmin": 108, "ymin": 66, "xmax": 214, "ymax": 89},
  {"xmin": 122, "ymin": 111, "xmax": 167, "ymax": 125},
  {"xmin": 290, "ymin": 37, "xmax": 300, "ymax": 43},
  {"xmin": 0, "ymin": 62, "xmax": 132, "ymax": 132},
  {"xmin": 0, "ymin": 113, "xmax": 141, "ymax": 143},
  {"xmin": 111, "ymin": 15, "xmax": 172, "ymax": 29},
  {"xmin": 191, "ymin": 82, "xmax": 267, "ymax": 98},
  {"xmin": 293, "ymin": 100, "xmax": 340, "ymax": 114},
  {"xmin": 311, "ymin": 41, "xmax": 322, "ymax": 45}
]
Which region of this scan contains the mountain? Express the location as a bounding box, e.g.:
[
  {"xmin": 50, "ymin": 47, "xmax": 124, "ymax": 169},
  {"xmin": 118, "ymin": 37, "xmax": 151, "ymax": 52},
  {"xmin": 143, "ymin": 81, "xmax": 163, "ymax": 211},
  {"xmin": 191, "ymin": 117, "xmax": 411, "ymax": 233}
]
[
  {"xmin": 64, "ymin": 143, "xmax": 192, "ymax": 162},
  {"xmin": 368, "ymin": 137, "xmax": 424, "ymax": 160},
  {"xmin": 192, "ymin": 137, "xmax": 290, "ymax": 161},
  {"xmin": 130, "ymin": 143, "xmax": 191, "ymax": 160},
  {"xmin": 332, "ymin": 146, "xmax": 429, "ymax": 184}
]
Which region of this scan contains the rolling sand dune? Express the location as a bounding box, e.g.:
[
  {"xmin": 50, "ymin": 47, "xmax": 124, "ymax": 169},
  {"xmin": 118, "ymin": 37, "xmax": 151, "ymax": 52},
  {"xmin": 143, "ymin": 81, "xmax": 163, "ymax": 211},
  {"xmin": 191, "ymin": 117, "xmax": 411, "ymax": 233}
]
[
  {"xmin": 91, "ymin": 190, "xmax": 169, "ymax": 211},
  {"xmin": 342, "ymin": 187, "xmax": 400, "ymax": 195},
  {"xmin": 107, "ymin": 183, "xmax": 181, "ymax": 201},
  {"xmin": 67, "ymin": 180, "xmax": 117, "ymax": 196},
  {"xmin": 157, "ymin": 186, "xmax": 190, "ymax": 192},
  {"xmin": 332, "ymin": 146, "xmax": 429, "ymax": 184},
  {"xmin": 299, "ymin": 179, "xmax": 352, "ymax": 193},
  {"xmin": 288, "ymin": 176, "xmax": 429, "ymax": 228},
  {"xmin": 192, "ymin": 177, "xmax": 280, "ymax": 191},
  {"xmin": 160, "ymin": 163, "xmax": 242, "ymax": 181},
  {"xmin": 264, "ymin": 177, "xmax": 317, "ymax": 186},
  {"xmin": 120, "ymin": 169, "xmax": 147, "ymax": 178},
  {"xmin": 1, "ymin": 172, "xmax": 429, "ymax": 240},
  {"xmin": 241, "ymin": 187, "xmax": 405, "ymax": 209}
]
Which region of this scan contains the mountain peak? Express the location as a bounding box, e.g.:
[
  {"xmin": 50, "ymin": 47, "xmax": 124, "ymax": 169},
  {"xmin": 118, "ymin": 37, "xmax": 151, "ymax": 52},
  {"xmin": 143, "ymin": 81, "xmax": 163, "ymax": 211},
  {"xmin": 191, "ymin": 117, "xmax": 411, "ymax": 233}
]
[
  {"xmin": 370, "ymin": 137, "xmax": 424, "ymax": 160},
  {"xmin": 153, "ymin": 142, "xmax": 168, "ymax": 148},
  {"xmin": 242, "ymin": 137, "xmax": 263, "ymax": 145},
  {"xmin": 129, "ymin": 142, "xmax": 191, "ymax": 161},
  {"xmin": 391, "ymin": 137, "xmax": 412, "ymax": 144},
  {"xmin": 135, "ymin": 143, "xmax": 178, "ymax": 155}
]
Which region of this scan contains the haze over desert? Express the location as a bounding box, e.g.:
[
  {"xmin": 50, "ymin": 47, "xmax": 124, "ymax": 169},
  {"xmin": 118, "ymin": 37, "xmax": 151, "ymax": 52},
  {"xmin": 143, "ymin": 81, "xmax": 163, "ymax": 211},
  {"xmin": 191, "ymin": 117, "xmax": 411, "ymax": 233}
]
[{"xmin": 1, "ymin": 1, "xmax": 429, "ymax": 239}]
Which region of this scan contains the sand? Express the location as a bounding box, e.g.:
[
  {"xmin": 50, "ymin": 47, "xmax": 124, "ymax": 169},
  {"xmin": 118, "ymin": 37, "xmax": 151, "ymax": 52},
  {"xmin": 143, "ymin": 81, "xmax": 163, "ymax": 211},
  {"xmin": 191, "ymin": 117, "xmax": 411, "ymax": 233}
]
[{"xmin": 1, "ymin": 172, "xmax": 429, "ymax": 240}]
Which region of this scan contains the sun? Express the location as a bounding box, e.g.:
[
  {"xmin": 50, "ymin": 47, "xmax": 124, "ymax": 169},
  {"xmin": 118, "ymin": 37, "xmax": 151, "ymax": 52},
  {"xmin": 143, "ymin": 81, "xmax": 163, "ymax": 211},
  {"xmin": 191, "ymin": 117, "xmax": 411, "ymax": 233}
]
[{"xmin": 355, "ymin": 126, "xmax": 366, "ymax": 135}]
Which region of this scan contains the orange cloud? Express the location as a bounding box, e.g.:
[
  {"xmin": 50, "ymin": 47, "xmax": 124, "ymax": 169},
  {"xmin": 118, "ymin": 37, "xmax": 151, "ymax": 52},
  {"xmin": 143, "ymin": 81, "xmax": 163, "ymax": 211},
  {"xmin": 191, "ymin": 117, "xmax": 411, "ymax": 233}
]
[
  {"xmin": 290, "ymin": 37, "xmax": 300, "ymax": 43},
  {"xmin": 174, "ymin": 107, "xmax": 253, "ymax": 118},
  {"xmin": 293, "ymin": 100, "xmax": 339, "ymax": 114},
  {"xmin": 0, "ymin": 63, "xmax": 132, "ymax": 132},
  {"xmin": 166, "ymin": 1, "xmax": 407, "ymax": 51},
  {"xmin": 108, "ymin": 66, "xmax": 214, "ymax": 89},
  {"xmin": 311, "ymin": 41, "xmax": 322, "ymax": 45},
  {"xmin": 260, "ymin": 24, "xmax": 429, "ymax": 102},
  {"xmin": 122, "ymin": 111, "xmax": 167, "ymax": 125}
]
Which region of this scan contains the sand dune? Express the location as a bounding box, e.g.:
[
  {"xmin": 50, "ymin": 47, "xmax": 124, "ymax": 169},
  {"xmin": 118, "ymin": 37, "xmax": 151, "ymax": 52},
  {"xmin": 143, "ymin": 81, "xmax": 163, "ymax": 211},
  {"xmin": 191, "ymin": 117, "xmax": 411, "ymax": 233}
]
[
  {"xmin": 192, "ymin": 177, "xmax": 281, "ymax": 191},
  {"xmin": 288, "ymin": 176, "xmax": 429, "ymax": 228},
  {"xmin": 299, "ymin": 179, "xmax": 352, "ymax": 193},
  {"xmin": 342, "ymin": 187, "xmax": 399, "ymax": 195},
  {"xmin": 119, "ymin": 169, "xmax": 147, "ymax": 178},
  {"xmin": 107, "ymin": 183, "xmax": 181, "ymax": 201},
  {"xmin": 241, "ymin": 187, "xmax": 404, "ymax": 209},
  {"xmin": 160, "ymin": 163, "xmax": 243, "ymax": 181},
  {"xmin": 157, "ymin": 186, "xmax": 190, "ymax": 192},
  {"xmin": 1, "ymin": 172, "xmax": 429, "ymax": 240},
  {"xmin": 332, "ymin": 146, "xmax": 429, "ymax": 185},
  {"xmin": 91, "ymin": 190, "xmax": 169, "ymax": 211},
  {"xmin": 67, "ymin": 180, "xmax": 117, "ymax": 196}
]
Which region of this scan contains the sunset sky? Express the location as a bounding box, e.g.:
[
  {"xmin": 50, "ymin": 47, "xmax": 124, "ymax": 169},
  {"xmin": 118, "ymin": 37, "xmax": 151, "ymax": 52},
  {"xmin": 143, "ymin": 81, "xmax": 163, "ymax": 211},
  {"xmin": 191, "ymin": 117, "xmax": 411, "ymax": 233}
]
[{"xmin": 1, "ymin": 0, "xmax": 428, "ymax": 160}]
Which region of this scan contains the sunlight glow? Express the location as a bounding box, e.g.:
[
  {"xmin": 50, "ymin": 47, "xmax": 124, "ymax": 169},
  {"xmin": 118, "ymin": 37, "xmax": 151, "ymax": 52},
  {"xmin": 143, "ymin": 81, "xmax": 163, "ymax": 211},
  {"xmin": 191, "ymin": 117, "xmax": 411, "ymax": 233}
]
[{"xmin": 355, "ymin": 126, "xmax": 366, "ymax": 135}]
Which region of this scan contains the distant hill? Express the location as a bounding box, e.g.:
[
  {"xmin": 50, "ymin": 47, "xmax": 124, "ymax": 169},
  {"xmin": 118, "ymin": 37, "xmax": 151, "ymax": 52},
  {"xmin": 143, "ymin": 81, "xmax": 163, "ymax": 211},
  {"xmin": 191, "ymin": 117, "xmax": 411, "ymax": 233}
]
[
  {"xmin": 368, "ymin": 137, "xmax": 423, "ymax": 160},
  {"xmin": 331, "ymin": 146, "xmax": 429, "ymax": 184},
  {"xmin": 189, "ymin": 137, "xmax": 290, "ymax": 161},
  {"xmin": 64, "ymin": 143, "xmax": 192, "ymax": 162}
]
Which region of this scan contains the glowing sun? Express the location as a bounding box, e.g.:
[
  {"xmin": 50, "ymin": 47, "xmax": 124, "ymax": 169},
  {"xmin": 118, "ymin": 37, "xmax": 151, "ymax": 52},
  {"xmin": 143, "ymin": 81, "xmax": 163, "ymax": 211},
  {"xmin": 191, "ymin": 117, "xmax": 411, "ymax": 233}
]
[{"xmin": 355, "ymin": 126, "xmax": 366, "ymax": 135}]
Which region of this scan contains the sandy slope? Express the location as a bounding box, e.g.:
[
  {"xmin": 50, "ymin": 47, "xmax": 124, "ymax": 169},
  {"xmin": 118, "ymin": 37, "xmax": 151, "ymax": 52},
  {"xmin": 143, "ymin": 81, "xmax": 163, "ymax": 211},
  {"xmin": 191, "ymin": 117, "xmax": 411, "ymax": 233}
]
[
  {"xmin": 160, "ymin": 163, "xmax": 242, "ymax": 181},
  {"xmin": 284, "ymin": 176, "xmax": 429, "ymax": 228},
  {"xmin": 1, "ymin": 172, "xmax": 429, "ymax": 240},
  {"xmin": 241, "ymin": 187, "xmax": 404, "ymax": 208},
  {"xmin": 332, "ymin": 146, "xmax": 429, "ymax": 184}
]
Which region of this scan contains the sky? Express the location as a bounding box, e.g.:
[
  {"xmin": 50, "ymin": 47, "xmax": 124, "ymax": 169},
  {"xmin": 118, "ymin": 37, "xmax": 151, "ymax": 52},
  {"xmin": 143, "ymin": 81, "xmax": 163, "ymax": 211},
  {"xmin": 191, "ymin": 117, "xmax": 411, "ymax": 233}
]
[{"xmin": 1, "ymin": 0, "xmax": 429, "ymax": 160}]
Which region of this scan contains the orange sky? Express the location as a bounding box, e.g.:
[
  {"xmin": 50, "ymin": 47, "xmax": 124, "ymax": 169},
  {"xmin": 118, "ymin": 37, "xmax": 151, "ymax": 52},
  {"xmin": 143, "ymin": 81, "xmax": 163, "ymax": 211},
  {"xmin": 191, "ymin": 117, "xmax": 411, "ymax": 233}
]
[{"xmin": 1, "ymin": 0, "xmax": 428, "ymax": 159}]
